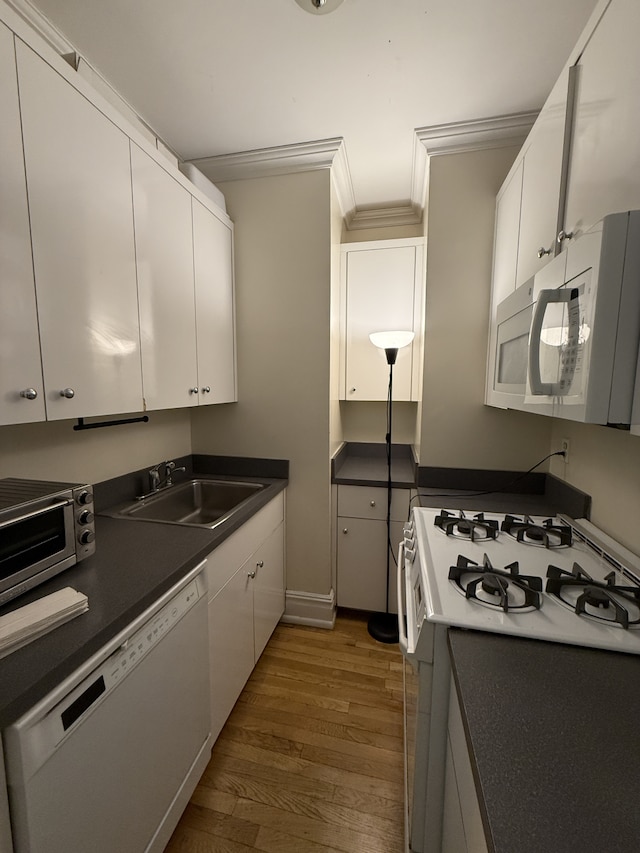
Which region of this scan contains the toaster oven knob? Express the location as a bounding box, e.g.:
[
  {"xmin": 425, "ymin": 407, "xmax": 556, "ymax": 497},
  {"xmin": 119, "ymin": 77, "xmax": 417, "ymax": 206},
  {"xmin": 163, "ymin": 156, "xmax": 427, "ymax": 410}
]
[
  {"xmin": 79, "ymin": 510, "xmax": 94, "ymax": 525},
  {"xmin": 78, "ymin": 529, "xmax": 95, "ymax": 545},
  {"xmin": 77, "ymin": 490, "xmax": 93, "ymax": 506}
]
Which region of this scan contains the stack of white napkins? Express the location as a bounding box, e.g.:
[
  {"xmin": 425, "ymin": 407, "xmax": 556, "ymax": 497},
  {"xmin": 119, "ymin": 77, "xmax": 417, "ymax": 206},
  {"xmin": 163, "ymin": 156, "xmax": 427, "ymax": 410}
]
[{"xmin": 0, "ymin": 588, "xmax": 89, "ymax": 659}]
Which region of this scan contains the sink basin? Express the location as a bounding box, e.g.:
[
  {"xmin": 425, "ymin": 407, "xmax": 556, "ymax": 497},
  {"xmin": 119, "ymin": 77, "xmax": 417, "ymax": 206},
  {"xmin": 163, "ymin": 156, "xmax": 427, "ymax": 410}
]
[{"xmin": 109, "ymin": 479, "xmax": 265, "ymax": 528}]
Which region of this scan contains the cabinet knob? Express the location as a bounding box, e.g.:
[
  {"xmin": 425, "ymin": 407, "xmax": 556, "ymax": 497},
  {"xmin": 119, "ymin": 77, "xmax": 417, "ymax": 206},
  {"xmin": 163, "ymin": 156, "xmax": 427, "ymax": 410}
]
[
  {"xmin": 60, "ymin": 388, "xmax": 75, "ymax": 399},
  {"xmin": 189, "ymin": 387, "xmax": 199, "ymax": 394},
  {"xmin": 248, "ymin": 570, "xmax": 256, "ymax": 579},
  {"xmin": 256, "ymin": 560, "xmax": 264, "ymax": 569},
  {"xmin": 349, "ymin": 387, "xmax": 356, "ymax": 393},
  {"xmin": 20, "ymin": 388, "xmax": 38, "ymax": 400},
  {"xmin": 557, "ymin": 229, "xmax": 574, "ymax": 244},
  {"xmin": 343, "ymin": 528, "xmax": 348, "ymax": 534},
  {"xmin": 370, "ymin": 500, "xmax": 376, "ymax": 507},
  {"xmin": 202, "ymin": 386, "xmax": 211, "ymax": 393},
  {"xmin": 537, "ymin": 246, "xmax": 552, "ymax": 258}
]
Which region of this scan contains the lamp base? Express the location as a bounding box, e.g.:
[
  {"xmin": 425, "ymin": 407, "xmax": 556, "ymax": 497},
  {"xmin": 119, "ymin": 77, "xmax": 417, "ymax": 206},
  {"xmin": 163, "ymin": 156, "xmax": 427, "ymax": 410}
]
[{"xmin": 367, "ymin": 611, "xmax": 399, "ymax": 644}]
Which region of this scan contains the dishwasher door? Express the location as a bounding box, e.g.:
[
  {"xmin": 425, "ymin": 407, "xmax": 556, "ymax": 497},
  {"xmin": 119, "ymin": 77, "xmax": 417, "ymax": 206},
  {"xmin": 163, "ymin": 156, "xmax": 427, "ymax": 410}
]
[{"xmin": 4, "ymin": 566, "xmax": 211, "ymax": 853}]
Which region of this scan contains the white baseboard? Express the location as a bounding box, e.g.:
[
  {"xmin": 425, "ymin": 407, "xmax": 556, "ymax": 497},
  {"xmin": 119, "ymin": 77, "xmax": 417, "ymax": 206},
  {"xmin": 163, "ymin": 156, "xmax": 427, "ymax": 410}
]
[{"xmin": 281, "ymin": 588, "xmax": 336, "ymax": 629}]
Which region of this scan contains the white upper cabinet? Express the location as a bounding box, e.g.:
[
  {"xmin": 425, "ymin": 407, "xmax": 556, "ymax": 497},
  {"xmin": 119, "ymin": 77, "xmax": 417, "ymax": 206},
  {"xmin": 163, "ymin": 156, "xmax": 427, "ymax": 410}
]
[
  {"xmin": 516, "ymin": 66, "xmax": 571, "ymax": 285},
  {"xmin": 192, "ymin": 199, "xmax": 237, "ymax": 404},
  {"xmin": 491, "ymin": 161, "xmax": 523, "ymax": 306},
  {"xmin": 16, "ymin": 40, "xmax": 143, "ymax": 421},
  {"xmin": 131, "ymin": 143, "xmax": 199, "ymax": 411},
  {"xmin": 563, "ymin": 0, "xmax": 640, "ymax": 239},
  {"xmin": 340, "ymin": 238, "xmax": 424, "ymax": 402},
  {"xmin": 0, "ymin": 25, "xmax": 45, "ymax": 425}
]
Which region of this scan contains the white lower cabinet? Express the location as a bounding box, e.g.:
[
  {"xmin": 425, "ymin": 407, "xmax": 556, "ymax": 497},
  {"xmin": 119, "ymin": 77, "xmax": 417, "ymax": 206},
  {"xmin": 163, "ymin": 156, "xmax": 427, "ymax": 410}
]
[
  {"xmin": 442, "ymin": 679, "xmax": 488, "ymax": 853},
  {"xmin": 205, "ymin": 493, "xmax": 285, "ymax": 742},
  {"xmin": 336, "ymin": 485, "xmax": 410, "ymax": 613}
]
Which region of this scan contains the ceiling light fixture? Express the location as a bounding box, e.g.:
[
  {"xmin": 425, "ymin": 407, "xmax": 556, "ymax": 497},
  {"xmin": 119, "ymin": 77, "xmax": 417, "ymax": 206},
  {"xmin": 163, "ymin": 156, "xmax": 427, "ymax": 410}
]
[{"xmin": 294, "ymin": 0, "xmax": 345, "ymax": 15}]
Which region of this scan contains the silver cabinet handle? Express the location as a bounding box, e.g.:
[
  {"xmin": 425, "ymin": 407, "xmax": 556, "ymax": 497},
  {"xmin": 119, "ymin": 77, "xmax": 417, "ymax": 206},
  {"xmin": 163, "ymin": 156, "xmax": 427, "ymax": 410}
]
[
  {"xmin": 248, "ymin": 570, "xmax": 256, "ymax": 579},
  {"xmin": 256, "ymin": 560, "xmax": 264, "ymax": 569},
  {"xmin": 60, "ymin": 388, "xmax": 75, "ymax": 398},
  {"xmin": 537, "ymin": 246, "xmax": 552, "ymax": 258},
  {"xmin": 20, "ymin": 388, "xmax": 38, "ymax": 400},
  {"xmin": 202, "ymin": 386, "xmax": 211, "ymax": 393},
  {"xmin": 370, "ymin": 500, "xmax": 376, "ymax": 507},
  {"xmin": 343, "ymin": 528, "xmax": 348, "ymax": 534},
  {"xmin": 189, "ymin": 387, "xmax": 199, "ymax": 394},
  {"xmin": 349, "ymin": 387, "xmax": 356, "ymax": 393},
  {"xmin": 557, "ymin": 229, "xmax": 574, "ymax": 244}
]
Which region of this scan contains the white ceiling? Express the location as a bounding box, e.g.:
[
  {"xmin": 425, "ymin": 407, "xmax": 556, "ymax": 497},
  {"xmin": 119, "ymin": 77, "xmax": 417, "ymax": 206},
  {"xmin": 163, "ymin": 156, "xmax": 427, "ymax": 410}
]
[{"xmin": 23, "ymin": 0, "xmax": 599, "ymax": 213}]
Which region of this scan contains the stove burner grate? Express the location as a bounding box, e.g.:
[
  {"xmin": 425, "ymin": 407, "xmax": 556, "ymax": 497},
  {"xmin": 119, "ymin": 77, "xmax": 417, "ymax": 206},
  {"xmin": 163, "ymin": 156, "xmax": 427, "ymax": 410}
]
[
  {"xmin": 449, "ymin": 554, "xmax": 542, "ymax": 612},
  {"xmin": 501, "ymin": 514, "xmax": 572, "ymax": 548},
  {"xmin": 435, "ymin": 510, "xmax": 499, "ymax": 542},
  {"xmin": 546, "ymin": 563, "xmax": 640, "ymax": 629}
]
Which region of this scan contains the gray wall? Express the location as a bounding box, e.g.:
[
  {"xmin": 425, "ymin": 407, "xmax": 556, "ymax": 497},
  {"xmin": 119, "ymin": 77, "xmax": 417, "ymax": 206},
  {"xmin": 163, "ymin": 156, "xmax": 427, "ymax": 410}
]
[{"xmin": 190, "ymin": 169, "xmax": 334, "ymax": 598}]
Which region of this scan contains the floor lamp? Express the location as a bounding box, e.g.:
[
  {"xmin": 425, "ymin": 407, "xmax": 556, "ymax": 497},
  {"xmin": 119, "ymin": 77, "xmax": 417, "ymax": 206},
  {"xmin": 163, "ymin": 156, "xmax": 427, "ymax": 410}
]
[{"xmin": 367, "ymin": 330, "xmax": 415, "ymax": 644}]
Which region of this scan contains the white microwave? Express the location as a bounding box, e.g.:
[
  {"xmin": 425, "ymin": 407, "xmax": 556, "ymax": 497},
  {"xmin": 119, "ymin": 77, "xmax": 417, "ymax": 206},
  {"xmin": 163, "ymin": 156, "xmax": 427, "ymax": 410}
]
[{"xmin": 487, "ymin": 210, "xmax": 640, "ymax": 425}]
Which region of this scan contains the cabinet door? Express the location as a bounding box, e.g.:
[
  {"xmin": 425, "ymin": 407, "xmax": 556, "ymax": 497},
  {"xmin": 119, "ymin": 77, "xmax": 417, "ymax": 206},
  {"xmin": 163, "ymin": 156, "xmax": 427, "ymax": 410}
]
[
  {"xmin": 337, "ymin": 517, "xmax": 403, "ymax": 613},
  {"xmin": 491, "ymin": 160, "xmax": 523, "ymax": 306},
  {"xmin": 516, "ymin": 67, "xmax": 570, "ymax": 286},
  {"xmin": 131, "ymin": 143, "xmax": 198, "ymax": 410},
  {"xmin": 192, "ymin": 199, "xmax": 237, "ymax": 404},
  {"xmin": 252, "ymin": 522, "xmax": 285, "ymax": 661},
  {"xmin": 16, "ymin": 42, "xmax": 143, "ymax": 420},
  {"xmin": 564, "ymin": 0, "xmax": 640, "ymax": 236},
  {"xmin": 343, "ymin": 243, "xmax": 421, "ymax": 402},
  {"xmin": 208, "ymin": 564, "xmax": 254, "ymax": 742},
  {"xmin": 337, "ymin": 485, "xmax": 410, "ymax": 523},
  {"xmin": 0, "ymin": 25, "xmax": 45, "ymax": 424}
]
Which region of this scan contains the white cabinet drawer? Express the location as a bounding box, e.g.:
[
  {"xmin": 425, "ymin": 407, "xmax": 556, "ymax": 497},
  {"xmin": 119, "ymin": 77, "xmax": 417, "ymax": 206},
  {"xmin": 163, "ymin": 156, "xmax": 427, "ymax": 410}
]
[{"xmin": 337, "ymin": 485, "xmax": 410, "ymax": 522}]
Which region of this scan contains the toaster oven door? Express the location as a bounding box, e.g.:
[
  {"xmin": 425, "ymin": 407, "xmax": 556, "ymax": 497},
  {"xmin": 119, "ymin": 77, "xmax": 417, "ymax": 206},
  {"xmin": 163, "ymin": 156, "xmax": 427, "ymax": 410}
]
[{"xmin": 0, "ymin": 498, "xmax": 76, "ymax": 602}]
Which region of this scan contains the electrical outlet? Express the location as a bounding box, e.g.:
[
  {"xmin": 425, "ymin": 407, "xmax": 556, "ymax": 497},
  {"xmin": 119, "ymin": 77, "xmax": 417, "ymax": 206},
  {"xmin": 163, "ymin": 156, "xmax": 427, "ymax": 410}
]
[{"xmin": 560, "ymin": 438, "xmax": 570, "ymax": 464}]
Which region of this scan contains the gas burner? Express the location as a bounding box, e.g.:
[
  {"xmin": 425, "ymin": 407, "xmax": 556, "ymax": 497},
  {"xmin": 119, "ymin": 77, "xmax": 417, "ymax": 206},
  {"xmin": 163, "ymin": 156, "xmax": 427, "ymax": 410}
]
[
  {"xmin": 449, "ymin": 554, "xmax": 542, "ymax": 612},
  {"xmin": 546, "ymin": 563, "xmax": 640, "ymax": 629},
  {"xmin": 501, "ymin": 514, "xmax": 572, "ymax": 548},
  {"xmin": 435, "ymin": 510, "xmax": 499, "ymax": 542}
]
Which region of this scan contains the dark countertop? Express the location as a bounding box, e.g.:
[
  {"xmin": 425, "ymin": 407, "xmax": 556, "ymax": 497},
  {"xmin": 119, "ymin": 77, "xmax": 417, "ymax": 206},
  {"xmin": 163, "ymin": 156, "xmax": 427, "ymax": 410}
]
[
  {"xmin": 0, "ymin": 475, "xmax": 286, "ymax": 729},
  {"xmin": 448, "ymin": 629, "xmax": 640, "ymax": 853},
  {"xmin": 332, "ymin": 442, "xmax": 590, "ymax": 518}
]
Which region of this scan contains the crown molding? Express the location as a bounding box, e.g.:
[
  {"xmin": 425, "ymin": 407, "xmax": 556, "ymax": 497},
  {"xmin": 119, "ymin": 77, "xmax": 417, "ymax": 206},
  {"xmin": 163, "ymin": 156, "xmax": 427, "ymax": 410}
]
[
  {"xmin": 416, "ymin": 111, "xmax": 538, "ymax": 158},
  {"xmin": 4, "ymin": 0, "xmax": 74, "ymax": 54},
  {"xmin": 189, "ymin": 137, "xmax": 345, "ymax": 183}
]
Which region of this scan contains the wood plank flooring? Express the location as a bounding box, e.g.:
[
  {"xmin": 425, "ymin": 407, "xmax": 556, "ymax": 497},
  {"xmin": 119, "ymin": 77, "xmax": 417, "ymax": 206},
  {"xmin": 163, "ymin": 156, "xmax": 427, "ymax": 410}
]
[{"xmin": 165, "ymin": 610, "xmax": 406, "ymax": 853}]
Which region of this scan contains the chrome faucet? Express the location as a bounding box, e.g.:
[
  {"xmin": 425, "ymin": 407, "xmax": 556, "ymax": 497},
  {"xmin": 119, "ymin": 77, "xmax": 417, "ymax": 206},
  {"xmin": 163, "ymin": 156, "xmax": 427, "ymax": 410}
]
[{"xmin": 137, "ymin": 460, "xmax": 186, "ymax": 500}]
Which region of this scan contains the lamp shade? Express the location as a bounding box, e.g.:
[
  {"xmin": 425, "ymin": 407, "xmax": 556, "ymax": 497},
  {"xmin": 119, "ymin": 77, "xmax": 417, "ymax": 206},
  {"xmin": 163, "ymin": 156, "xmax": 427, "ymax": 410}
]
[{"xmin": 369, "ymin": 331, "xmax": 415, "ymax": 350}]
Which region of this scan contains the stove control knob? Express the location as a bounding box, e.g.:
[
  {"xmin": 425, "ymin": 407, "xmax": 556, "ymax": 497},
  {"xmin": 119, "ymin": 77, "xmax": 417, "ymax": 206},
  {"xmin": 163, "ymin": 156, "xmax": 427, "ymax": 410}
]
[
  {"xmin": 77, "ymin": 490, "xmax": 93, "ymax": 506},
  {"xmin": 79, "ymin": 529, "xmax": 95, "ymax": 545},
  {"xmin": 78, "ymin": 509, "xmax": 94, "ymax": 525},
  {"xmin": 405, "ymin": 546, "xmax": 416, "ymax": 562}
]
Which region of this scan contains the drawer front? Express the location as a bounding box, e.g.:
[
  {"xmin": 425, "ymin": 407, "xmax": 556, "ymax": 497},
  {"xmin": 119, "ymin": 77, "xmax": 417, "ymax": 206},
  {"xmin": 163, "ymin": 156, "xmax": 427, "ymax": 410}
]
[
  {"xmin": 338, "ymin": 485, "xmax": 411, "ymax": 522},
  {"xmin": 206, "ymin": 491, "xmax": 284, "ymax": 598}
]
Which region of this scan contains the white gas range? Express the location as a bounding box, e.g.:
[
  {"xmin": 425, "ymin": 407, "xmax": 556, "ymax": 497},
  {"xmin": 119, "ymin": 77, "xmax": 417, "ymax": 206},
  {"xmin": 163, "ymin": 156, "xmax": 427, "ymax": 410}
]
[{"xmin": 397, "ymin": 508, "xmax": 640, "ymax": 853}]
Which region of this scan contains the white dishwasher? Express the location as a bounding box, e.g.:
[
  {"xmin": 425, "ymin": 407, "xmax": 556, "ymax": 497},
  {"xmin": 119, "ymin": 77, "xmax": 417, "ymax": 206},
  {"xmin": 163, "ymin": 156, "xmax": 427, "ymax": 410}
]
[{"xmin": 3, "ymin": 562, "xmax": 211, "ymax": 853}]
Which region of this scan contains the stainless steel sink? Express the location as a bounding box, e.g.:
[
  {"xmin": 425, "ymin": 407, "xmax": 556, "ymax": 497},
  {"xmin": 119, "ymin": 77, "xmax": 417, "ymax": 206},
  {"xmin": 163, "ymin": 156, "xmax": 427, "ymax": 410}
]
[{"xmin": 107, "ymin": 479, "xmax": 265, "ymax": 528}]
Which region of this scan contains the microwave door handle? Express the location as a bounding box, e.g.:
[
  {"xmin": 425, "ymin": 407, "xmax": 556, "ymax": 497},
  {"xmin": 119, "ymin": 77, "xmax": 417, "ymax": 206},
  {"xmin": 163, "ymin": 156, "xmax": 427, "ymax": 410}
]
[
  {"xmin": 0, "ymin": 498, "xmax": 72, "ymax": 530},
  {"xmin": 528, "ymin": 288, "xmax": 574, "ymax": 396},
  {"xmin": 396, "ymin": 542, "xmax": 409, "ymax": 655}
]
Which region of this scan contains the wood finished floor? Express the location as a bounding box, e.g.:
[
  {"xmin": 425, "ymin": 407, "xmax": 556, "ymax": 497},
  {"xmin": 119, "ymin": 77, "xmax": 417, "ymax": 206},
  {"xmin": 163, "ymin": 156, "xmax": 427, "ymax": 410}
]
[{"xmin": 165, "ymin": 610, "xmax": 405, "ymax": 853}]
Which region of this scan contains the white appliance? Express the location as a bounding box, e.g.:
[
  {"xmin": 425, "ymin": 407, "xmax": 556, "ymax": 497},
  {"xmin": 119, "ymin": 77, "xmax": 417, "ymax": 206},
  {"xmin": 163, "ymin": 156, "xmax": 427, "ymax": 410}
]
[
  {"xmin": 487, "ymin": 210, "xmax": 640, "ymax": 424},
  {"xmin": 397, "ymin": 507, "xmax": 640, "ymax": 853},
  {"xmin": 3, "ymin": 562, "xmax": 211, "ymax": 853}
]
